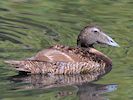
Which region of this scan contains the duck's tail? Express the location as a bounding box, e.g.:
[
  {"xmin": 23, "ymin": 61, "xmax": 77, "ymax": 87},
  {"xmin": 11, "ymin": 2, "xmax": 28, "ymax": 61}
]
[
  {"xmin": 5, "ymin": 60, "xmax": 21, "ymax": 65},
  {"xmin": 4, "ymin": 60, "xmax": 33, "ymax": 73},
  {"xmin": 4, "ymin": 60, "xmax": 55, "ymax": 74}
]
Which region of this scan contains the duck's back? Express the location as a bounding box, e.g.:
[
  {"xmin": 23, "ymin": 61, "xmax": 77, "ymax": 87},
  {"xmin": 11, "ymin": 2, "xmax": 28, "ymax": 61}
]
[{"xmin": 31, "ymin": 45, "xmax": 89, "ymax": 62}]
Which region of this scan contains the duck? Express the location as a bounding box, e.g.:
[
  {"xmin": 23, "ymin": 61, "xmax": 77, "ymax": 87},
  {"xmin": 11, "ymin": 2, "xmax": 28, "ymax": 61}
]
[{"xmin": 5, "ymin": 25, "xmax": 119, "ymax": 75}]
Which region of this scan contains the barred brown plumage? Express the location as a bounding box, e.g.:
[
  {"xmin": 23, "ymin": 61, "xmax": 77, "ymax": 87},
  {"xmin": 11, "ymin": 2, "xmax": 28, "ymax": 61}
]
[
  {"xmin": 5, "ymin": 25, "xmax": 119, "ymax": 75},
  {"xmin": 5, "ymin": 59, "xmax": 111, "ymax": 75}
]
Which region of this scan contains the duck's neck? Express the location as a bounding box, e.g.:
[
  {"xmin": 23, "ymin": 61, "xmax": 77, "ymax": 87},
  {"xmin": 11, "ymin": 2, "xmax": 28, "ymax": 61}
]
[
  {"xmin": 77, "ymin": 33, "xmax": 95, "ymax": 48},
  {"xmin": 77, "ymin": 41, "xmax": 94, "ymax": 48}
]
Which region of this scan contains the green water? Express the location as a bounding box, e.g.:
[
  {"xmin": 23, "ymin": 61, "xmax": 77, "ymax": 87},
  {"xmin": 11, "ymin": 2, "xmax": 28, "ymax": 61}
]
[{"xmin": 0, "ymin": 0, "xmax": 133, "ymax": 100}]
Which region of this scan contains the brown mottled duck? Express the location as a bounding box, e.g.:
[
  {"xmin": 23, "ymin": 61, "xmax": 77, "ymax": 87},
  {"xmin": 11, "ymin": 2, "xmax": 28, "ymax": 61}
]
[{"xmin": 5, "ymin": 25, "xmax": 119, "ymax": 75}]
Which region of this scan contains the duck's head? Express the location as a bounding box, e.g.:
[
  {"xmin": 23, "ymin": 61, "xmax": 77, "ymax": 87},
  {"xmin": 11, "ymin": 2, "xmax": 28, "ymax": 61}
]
[{"xmin": 77, "ymin": 25, "xmax": 120, "ymax": 48}]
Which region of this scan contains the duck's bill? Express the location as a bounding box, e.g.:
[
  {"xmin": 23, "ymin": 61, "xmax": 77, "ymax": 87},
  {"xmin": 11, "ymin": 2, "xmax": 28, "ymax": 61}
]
[
  {"xmin": 98, "ymin": 32, "xmax": 120, "ymax": 47},
  {"xmin": 106, "ymin": 35, "xmax": 120, "ymax": 47}
]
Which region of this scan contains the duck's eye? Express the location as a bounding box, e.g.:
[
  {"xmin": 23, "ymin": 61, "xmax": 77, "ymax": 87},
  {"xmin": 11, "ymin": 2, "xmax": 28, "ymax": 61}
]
[
  {"xmin": 94, "ymin": 30, "xmax": 98, "ymax": 33},
  {"xmin": 93, "ymin": 30, "xmax": 99, "ymax": 33},
  {"xmin": 91, "ymin": 28, "xmax": 99, "ymax": 33}
]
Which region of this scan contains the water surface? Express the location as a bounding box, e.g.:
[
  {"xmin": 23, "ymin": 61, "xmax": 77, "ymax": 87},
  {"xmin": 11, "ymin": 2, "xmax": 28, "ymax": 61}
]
[{"xmin": 0, "ymin": 0, "xmax": 133, "ymax": 100}]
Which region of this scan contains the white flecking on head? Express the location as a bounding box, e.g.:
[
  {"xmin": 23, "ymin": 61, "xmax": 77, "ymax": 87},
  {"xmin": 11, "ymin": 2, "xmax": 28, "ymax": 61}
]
[{"xmin": 91, "ymin": 27, "xmax": 100, "ymax": 33}]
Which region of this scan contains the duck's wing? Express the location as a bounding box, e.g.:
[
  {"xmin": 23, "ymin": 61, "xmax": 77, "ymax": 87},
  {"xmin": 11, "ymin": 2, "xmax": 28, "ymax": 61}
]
[
  {"xmin": 31, "ymin": 48, "xmax": 77, "ymax": 62},
  {"xmin": 30, "ymin": 45, "xmax": 87, "ymax": 62},
  {"xmin": 32, "ymin": 45, "xmax": 112, "ymax": 65}
]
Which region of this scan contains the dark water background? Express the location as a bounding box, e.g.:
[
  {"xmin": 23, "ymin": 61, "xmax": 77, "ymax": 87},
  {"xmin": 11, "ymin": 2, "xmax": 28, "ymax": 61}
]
[{"xmin": 0, "ymin": 0, "xmax": 133, "ymax": 100}]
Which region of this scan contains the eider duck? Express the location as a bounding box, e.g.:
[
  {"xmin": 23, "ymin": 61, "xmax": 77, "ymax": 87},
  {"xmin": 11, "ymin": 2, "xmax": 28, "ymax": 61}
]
[{"xmin": 5, "ymin": 25, "xmax": 119, "ymax": 75}]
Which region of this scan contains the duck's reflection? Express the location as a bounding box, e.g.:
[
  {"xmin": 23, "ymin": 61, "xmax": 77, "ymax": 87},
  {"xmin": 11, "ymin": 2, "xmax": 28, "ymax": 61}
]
[
  {"xmin": 54, "ymin": 83, "xmax": 117, "ymax": 100},
  {"xmin": 77, "ymin": 83, "xmax": 117, "ymax": 100},
  {"xmin": 9, "ymin": 71, "xmax": 107, "ymax": 89},
  {"xmin": 9, "ymin": 71, "xmax": 117, "ymax": 100}
]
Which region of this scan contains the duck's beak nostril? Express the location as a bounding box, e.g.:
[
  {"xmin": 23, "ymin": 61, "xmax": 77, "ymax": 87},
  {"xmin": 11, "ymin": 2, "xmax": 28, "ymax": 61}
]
[{"xmin": 107, "ymin": 37, "xmax": 120, "ymax": 47}]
